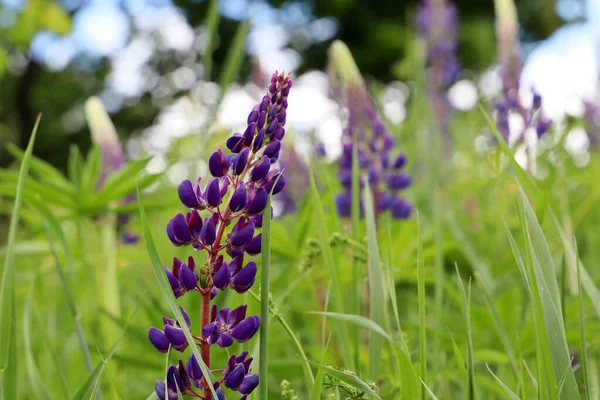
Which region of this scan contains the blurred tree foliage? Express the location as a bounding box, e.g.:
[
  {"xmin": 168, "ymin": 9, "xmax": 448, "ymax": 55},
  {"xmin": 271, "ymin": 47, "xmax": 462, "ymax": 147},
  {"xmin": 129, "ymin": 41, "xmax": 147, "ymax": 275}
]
[{"xmin": 0, "ymin": 0, "xmax": 565, "ymax": 170}]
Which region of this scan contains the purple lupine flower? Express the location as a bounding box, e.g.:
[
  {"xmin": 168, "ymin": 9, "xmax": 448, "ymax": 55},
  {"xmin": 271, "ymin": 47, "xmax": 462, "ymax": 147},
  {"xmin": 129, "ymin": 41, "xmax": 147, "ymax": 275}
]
[
  {"xmin": 329, "ymin": 42, "xmax": 412, "ymax": 220},
  {"xmin": 85, "ymin": 96, "xmax": 139, "ymax": 243},
  {"xmin": 277, "ymin": 143, "xmax": 309, "ymax": 215},
  {"xmin": 493, "ymin": 0, "xmax": 551, "ymax": 145},
  {"xmin": 584, "ymin": 101, "xmax": 599, "ymax": 147},
  {"xmin": 417, "ymin": 0, "xmax": 460, "ymax": 144},
  {"xmin": 148, "ymin": 71, "xmax": 292, "ymax": 398}
]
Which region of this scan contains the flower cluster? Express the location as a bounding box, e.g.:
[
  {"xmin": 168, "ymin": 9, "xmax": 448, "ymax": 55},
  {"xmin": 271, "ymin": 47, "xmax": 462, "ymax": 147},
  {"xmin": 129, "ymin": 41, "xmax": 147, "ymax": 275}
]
[
  {"xmin": 493, "ymin": 0, "xmax": 550, "ymax": 143},
  {"xmin": 417, "ymin": 0, "xmax": 460, "ymax": 140},
  {"xmin": 335, "ymin": 91, "xmax": 412, "ymax": 218},
  {"xmin": 329, "ymin": 60, "xmax": 412, "ymax": 220},
  {"xmin": 85, "ymin": 96, "xmax": 139, "ymax": 243},
  {"xmin": 148, "ymin": 71, "xmax": 292, "ymax": 400}
]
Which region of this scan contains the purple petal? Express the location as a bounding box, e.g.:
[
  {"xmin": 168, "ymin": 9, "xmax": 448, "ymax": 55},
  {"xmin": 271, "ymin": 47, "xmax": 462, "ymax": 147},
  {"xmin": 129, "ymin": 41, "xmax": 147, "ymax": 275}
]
[
  {"xmin": 231, "ymin": 261, "xmax": 257, "ymax": 293},
  {"xmin": 240, "ymin": 374, "xmax": 260, "ymax": 395},
  {"xmin": 164, "ymin": 325, "xmax": 187, "ymax": 347},
  {"xmin": 178, "ymin": 264, "xmax": 197, "ymax": 291},
  {"xmin": 171, "ymin": 213, "xmax": 193, "ymax": 244},
  {"xmin": 224, "ymin": 363, "xmax": 246, "ymax": 390},
  {"xmin": 187, "ymin": 354, "xmax": 203, "ymax": 380},
  {"xmin": 253, "ymin": 128, "xmax": 265, "ymax": 151},
  {"xmin": 213, "ymin": 261, "xmax": 231, "ymax": 290},
  {"xmin": 232, "ymin": 222, "xmax": 255, "ymax": 247},
  {"xmin": 244, "ymin": 233, "xmax": 262, "ymax": 256},
  {"xmin": 178, "ymin": 179, "xmax": 201, "ymax": 208},
  {"xmin": 227, "ymin": 304, "xmax": 247, "ymax": 327},
  {"xmin": 230, "ymin": 184, "xmax": 247, "ymax": 212},
  {"xmin": 250, "ymin": 156, "xmax": 270, "ymax": 182},
  {"xmin": 246, "ymin": 188, "xmax": 268, "ymax": 214},
  {"xmin": 204, "ymin": 178, "xmax": 222, "ymax": 208},
  {"xmin": 217, "ymin": 331, "xmax": 234, "ymax": 348},
  {"xmin": 148, "ymin": 327, "xmax": 170, "ymax": 352},
  {"xmin": 231, "ymin": 315, "xmax": 260, "ymax": 343},
  {"xmin": 200, "ymin": 217, "xmax": 216, "ymax": 246},
  {"xmin": 202, "ymin": 322, "xmax": 220, "ymax": 345}
]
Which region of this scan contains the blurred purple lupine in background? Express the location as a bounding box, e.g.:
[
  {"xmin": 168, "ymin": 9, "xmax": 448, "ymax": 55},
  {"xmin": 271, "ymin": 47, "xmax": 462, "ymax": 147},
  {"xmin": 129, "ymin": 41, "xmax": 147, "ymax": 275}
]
[
  {"xmin": 417, "ymin": 0, "xmax": 460, "ymax": 144},
  {"xmin": 328, "ymin": 41, "xmax": 412, "ymax": 220},
  {"xmin": 493, "ymin": 0, "xmax": 551, "ymax": 145},
  {"xmin": 277, "ymin": 142, "xmax": 309, "ymax": 215},
  {"xmin": 85, "ymin": 97, "xmax": 139, "ymax": 243},
  {"xmin": 149, "ymin": 71, "xmax": 292, "ymax": 400}
]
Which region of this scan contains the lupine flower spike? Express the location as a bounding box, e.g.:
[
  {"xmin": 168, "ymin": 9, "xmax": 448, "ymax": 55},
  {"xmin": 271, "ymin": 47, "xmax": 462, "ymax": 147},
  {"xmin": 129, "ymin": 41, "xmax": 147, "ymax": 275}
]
[
  {"xmin": 417, "ymin": 0, "xmax": 460, "ymax": 146},
  {"xmin": 85, "ymin": 96, "xmax": 139, "ymax": 243},
  {"xmin": 328, "ymin": 41, "xmax": 412, "ymax": 220},
  {"xmin": 149, "ymin": 71, "xmax": 292, "ymax": 400},
  {"xmin": 493, "ymin": 0, "xmax": 551, "ymax": 145}
]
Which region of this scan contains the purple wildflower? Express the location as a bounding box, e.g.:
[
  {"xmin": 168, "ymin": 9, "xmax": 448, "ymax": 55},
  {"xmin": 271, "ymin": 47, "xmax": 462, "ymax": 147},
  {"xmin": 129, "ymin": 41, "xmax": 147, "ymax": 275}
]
[
  {"xmin": 417, "ymin": 0, "xmax": 460, "ymax": 143},
  {"xmin": 328, "ymin": 42, "xmax": 412, "ymax": 220},
  {"xmin": 493, "ymin": 0, "xmax": 551, "ymax": 144},
  {"xmin": 149, "ymin": 71, "xmax": 292, "ymax": 399},
  {"xmin": 84, "ymin": 97, "xmax": 139, "ymax": 243}
]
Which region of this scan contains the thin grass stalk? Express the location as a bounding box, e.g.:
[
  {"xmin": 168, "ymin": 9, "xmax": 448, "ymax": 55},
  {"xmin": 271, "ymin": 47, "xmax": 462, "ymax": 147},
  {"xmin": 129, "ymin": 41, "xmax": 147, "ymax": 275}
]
[{"xmin": 259, "ymin": 194, "xmax": 273, "ymax": 400}]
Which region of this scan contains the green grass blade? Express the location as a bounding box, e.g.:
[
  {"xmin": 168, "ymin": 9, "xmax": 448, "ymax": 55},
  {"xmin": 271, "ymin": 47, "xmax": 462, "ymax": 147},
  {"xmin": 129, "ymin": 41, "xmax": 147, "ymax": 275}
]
[
  {"xmin": 23, "ymin": 287, "xmax": 53, "ymax": 400},
  {"xmin": 419, "ymin": 378, "xmax": 440, "ymax": 400},
  {"xmin": 417, "ymin": 214, "xmax": 427, "ymax": 400},
  {"xmin": 70, "ymin": 338, "xmax": 122, "ymax": 400},
  {"xmin": 259, "ymin": 191, "xmax": 274, "ymax": 400},
  {"xmin": 455, "ymin": 266, "xmax": 475, "ymax": 400},
  {"xmin": 202, "ymin": 0, "xmax": 220, "ymax": 80},
  {"xmin": 518, "ymin": 192, "xmax": 579, "ymax": 400},
  {"xmin": 43, "ymin": 221, "xmax": 94, "ymax": 373},
  {"xmin": 137, "ymin": 190, "xmax": 217, "ymax": 399},
  {"xmin": 218, "ymin": 20, "xmax": 250, "ymax": 90},
  {"xmin": 310, "ymin": 368, "xmax": 326, "ymax": 400},
  {"xmin": 308, "ymin": 167, "xmax": 351, "ymax": 365},
  {"xmin": 0, "ymin": 114, "xmax": 40, "ymax": 370},
  {"xmin": 486, "ymin": 364, "xmax": 521, "ymax": 400},
  {"xmin": 351, "ymin": 144, "xmax": 361, "ymax": 372},
  {"xmin": 247, "ymin": 289, "xmax": 315, "ymax": 386},
  {"xmin": 303, "ymin": 359, "xmax": 382, "ymax": 399},
  {"xmin": 577, "ymin": 242, "xmax": 590, "ymax": 400},
  {"xmin": 1, "ymin": 298, "xmax": 18, "ymax": 400},
  {"xmin": 363, "ymin": 184, "xmax": 386, "ymax": 379}
]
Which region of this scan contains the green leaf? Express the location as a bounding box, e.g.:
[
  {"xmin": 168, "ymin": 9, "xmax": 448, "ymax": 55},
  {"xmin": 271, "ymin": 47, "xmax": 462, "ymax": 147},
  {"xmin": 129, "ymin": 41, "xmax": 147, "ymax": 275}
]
[
  {"xmin": 362, "ymin": 184, "xmax": 386, "ymax": 379},
  {"xmin": 0, "ymin": 114, "xmax": 40, "ymax": 370},
  {"xmin": 303, "ymin": 359, "xmax": 382, "ymax": 399},
  {"xmin": 138, "ymin": 190, "xmax": 217, "ymax": 399},
  {"xmin": 5, "ymin": 141, "xmax": 73, "ymax": 192},
  {"xmin": 68, "ymin": 145, "xmax": 83, "ymax": 189},
  {"xmin": 81, "ymin": 145, "xmax": 102, "ymax": 196}
]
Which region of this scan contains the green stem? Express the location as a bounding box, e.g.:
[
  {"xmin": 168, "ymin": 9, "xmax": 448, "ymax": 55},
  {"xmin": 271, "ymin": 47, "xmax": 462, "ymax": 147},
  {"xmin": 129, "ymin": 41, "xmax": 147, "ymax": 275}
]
[
  {"xmin": 44, "ymin": 222, "xmax": 99, "ymax": 398},
  {"xmin": 249, "ymin": 290, "xmax": 315, "ymax": 386},
  {"xmin": 259, "ymin": 197, "xmax": 272, "ymax": 400}
]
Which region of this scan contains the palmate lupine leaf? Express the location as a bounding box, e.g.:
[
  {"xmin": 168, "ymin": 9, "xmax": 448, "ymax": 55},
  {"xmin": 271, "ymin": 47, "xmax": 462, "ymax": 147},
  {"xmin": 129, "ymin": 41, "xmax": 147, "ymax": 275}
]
[
  {"xmin": 137, "ymin": 191, "xmax": 218, "ymax": 399},
  {"xmin": 0, "ymin": 114, "xmax": 40, "ymax": 371}
]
